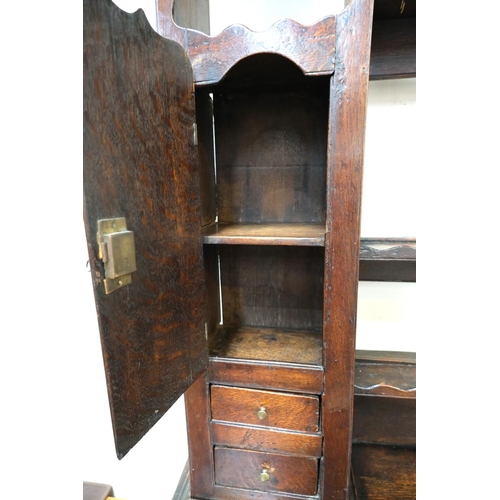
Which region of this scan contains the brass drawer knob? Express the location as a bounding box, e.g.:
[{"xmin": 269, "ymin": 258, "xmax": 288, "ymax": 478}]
[
  {"xmin": 257, "ymin": 407, "xmax": 268, "ymax": 420},
  {"xmin": 260, "ymin": 470, "xmax": 270, "ymax": 482}
]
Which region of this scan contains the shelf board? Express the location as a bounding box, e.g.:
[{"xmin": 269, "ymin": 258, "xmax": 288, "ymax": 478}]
[
  {"xmin": 202, "ymin": 223, "xmax": 325, "ymax": 246},
  {"xmin": 209, "ymin": 325, "xmax": 323, "ymax": 366},
  {"xmin": 369, "ymin": 0, "xmax": 416, "ymax": 80},
  {"xmin": 354, "ymin": 350, "xmax": 416, "ymax": 398},
  {"xmin": 359, "ymin": 238, "xmax": 416, "ymax": 282}
]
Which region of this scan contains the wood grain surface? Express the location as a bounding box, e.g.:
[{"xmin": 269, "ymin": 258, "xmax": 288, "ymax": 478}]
[
  {"xmin": 351, "ymin": 445, "xmax": 416, "ymax": 499},
  {"xmin": 211, "ymin": 385, "xmax": 320, "ymax": 433},
  {"xmin": 219, "ymin": 246, "xmax": 324, "ymax": 331},
  {"xmin": 83, "ymin": 0, "xmax": 206, "ymax": 459},
  {"xmin": 209, "ymin": 357, "xmax": 324, "ymax": 395},
  {"xmin": 214, "ymin": 447, "xmax": 319, "ymax": 496},
  {"xmin": 202, "ymin": 223, "xmax": 326, "ymax": 246},
  {"xmin": 214, "ymin": 73, "xmax": 329, "ymax": 224},
  {"xmin": 184, "ymin": 372, "xmax": 214, "ymax": 499},
  {"xmin": 157, "ymin": 0, "xmax": 336, "ymax": 85},
  {"xmin": 321, "ymin": 0, "xmax": 374, "ymax": 497},
  {"xmin": 353, "ymin": 397, "xmax": 416, "ymax": 447},
  {"xmin": 211, "ymin": 422, "xmax": 323, "ymax": 457},
  {"xmin": 209, "ymin": 326, "xmax": 323, "ymax": 366}
]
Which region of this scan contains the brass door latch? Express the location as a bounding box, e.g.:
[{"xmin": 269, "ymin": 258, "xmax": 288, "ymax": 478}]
[{"xmin": 97, "ymin": 218, "xmax": 137, "ymax": 294}]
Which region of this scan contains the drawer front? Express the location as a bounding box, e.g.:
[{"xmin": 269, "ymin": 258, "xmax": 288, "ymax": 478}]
[
  {"xmin": 211, "ymin": 422, "xmax": 322, "ymax": 457},
  {"xmin": 211, "ymin": 385, "xmax": 320, "ymax": 433},
  {"xmin": 214, "ymin": 447, "xmax": 319, "ymax": 496}
]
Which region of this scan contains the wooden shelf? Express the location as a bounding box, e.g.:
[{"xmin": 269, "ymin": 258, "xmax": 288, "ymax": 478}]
[
  {"xmin": 351, "ymin": 445, "xmax": 416, "ymax": 499},
  {"xmin": 359, "ymin": 238, "xmax": 416, "ymax": 282},
  {"xmin": 369, "ymin": 0, "xmax": 416, "ymax": 80},
  {"xmin": 354, "ymin": 350, "xmax": 416, "ymax": 398},
  {"xmin": 209, "ymin": 326, "xmax": 323, "ymax": 366},
  {"xmin": 202, "ymin": 223, "xmax": 326, "ymax": 246}
]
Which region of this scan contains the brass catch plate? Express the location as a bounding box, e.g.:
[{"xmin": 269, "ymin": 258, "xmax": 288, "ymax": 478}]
[{"xmin": 97, "ymin": 218, "xmax": 137, "ymax": 294}]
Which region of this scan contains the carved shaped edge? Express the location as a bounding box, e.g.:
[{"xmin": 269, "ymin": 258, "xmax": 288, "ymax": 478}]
[
  {"xmin": 354, "ymin": 351, "xmax": 416, "ymax": 399},
  {"xmin": 360, "ymin": 238, "xmax": 416, "ymax": 260},
  {"xmin": 156, "ymin": 1, "xmax": 336, "ymax": 85}
]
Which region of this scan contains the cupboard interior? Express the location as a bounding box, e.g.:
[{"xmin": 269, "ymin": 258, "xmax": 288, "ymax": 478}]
[{"xmin": 197, "ymin": 54, "xmax": 330, "ymax": 368}]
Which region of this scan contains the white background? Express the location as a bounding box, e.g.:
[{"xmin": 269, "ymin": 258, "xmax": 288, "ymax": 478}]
[{"xmin": 2, "ymin": 0, "xmax": 497, "ymax": 499}]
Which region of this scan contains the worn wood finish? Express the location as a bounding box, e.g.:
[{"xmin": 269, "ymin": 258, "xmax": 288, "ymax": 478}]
[
  {"xmin": 370, "ymin": 0, "xmax": 416, "ymax": 80},
  {"xmin": 173, "ymin": 465, "xmax": 321, "ymax": 500},
  {"xmin": 359, "ymin": 238, "xmax": 416, "ymax": 282},
  {"xmin": 184, "ymin": 372, "xmax": 214, "ymax": 499},
  {"xmin": 209, "ymin": 326, "xmax": 323, "ymax": 366},
  {"xmin": 211, "ymin": 422, "xmax": 323, "ymax": 458},
  {"xmin": 202, "ymin": 244, "xmax": 220, "ymax": 341},
  {"xmin": 354, "ymin": 351, "xmax": 416, "ymax": 398},
  {"xmin": 211, "ymin": 385, "xmax": 320, "ymax": 433},
  {"xmin": 202, "ymin": 223, "xmax": 326, "ymax": 247},
  {"xmin": 196, "ymin": 90, "xmax": 216, "ymax": 227},
  {"xmin": 214, "ymin": 448, "xmax": 319, "ymax": 496},
  {"xmin": 214, "ymin": 74, "xmax": 329, "ymax": 224},
  {"xmin": 353, "ymin": 396, "xmax": 416, "ymax": 447},
  {"xmin": 359, "ymin": 239, "xmax": 416, "ymax": 261},
  {"xmin": 209, "ymin": 357, "xmax": 324, "ymax": 395},
  {"xmin": 213, "ymin": 485, "xmax": 319, "ymax": 500},
  {"xmin": 353, "ymin": 350, "xmax": 416, "ymax": 448},
  {"xmin": 219, "ymin": 246, "xmax": 324, "ymax": 331},
  {"xmin": 321, "ymin": 0, "xmax": 374, "ymax": 497},
  {"xmin": 157, "ymin": 0, "xmax": 336, "ymax": 85},
  {"xmin": 351, "ymin": 445, "xmax": 416, "ymax": 499},
  {"xmin": 83, "ymin": 0, "xmax": 207, "ymax": 459}
]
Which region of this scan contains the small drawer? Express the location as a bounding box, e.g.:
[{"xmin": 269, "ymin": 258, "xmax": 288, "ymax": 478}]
[
  {"xmin": 211, "ymin": 385, "xmax": 320, "ymax": 433},
  {"xmin": 215, "ymin": 447, "xmax": 319, "ymax": 496},
  {"xmin": 211, "ymin": 421, "xmax": 323, "ymax": 457}
]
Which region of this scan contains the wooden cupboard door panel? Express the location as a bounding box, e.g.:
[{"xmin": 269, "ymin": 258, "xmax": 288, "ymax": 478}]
[
  {"xmin": 83, "ymin": 0, "xmax": 207, "ymax": 459},
  {"xmin": 214, "ymin": 447, "xmax": 319, "ymax": 496},
  {"xmin": 211, "ymin": 386, "xmax": 320, "ymax": 433}
]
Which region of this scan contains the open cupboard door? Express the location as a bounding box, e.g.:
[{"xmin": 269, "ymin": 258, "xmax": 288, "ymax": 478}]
[{"xmin": 83, "ymin": 0, "xmax": 208, "ymax": 459}]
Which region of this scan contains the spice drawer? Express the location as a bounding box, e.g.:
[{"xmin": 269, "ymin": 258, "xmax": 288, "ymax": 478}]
[
  {"xmin": 211, "ymin": 385, "xmax": 320, "ymax": 433},
  {"xmin": 214, "ymin": 447, "xmax": 319, "ymax": 496},
  {"xmin": 211, "ymin": 421, "xmax": 322, "ymax": 457}
]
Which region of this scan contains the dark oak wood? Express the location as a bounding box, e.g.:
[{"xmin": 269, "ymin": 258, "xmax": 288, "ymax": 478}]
[
  {"xmin": 211, "ymin": 385, "xmax": 320, "ymax": 433},
  {"xmin": 370, "ymin": 0, "xmax": 416, "ymax": 80},
  {"xmin": 90, "ymin": 0, "xmax": 376, "ymax": 495},
  {"xmin": 359, "ymin": 239, "xmax": 416, "ymax": 282},
  {"xmin": 219, "ymin": 246, "xmax": 324, "ymax": 331},
  {"xmin": 353, "ymin": 350, "xmax": 416, "ymax": 448},
  {"xmin": 184, "ymin": 372, "xmax": 214, "ymax": 499},
  {"xmin": 209, "ymin": 326, "xmax": 323, "ymax": 366},
  {"xmin": 213, "ymin": 485, "xmax": 320, "ymax": 500},
  {"xmin": 202, "ymin": 244, "xmax": 221, "ymax": 340},
  {"xmin": 321, "ymin": 0, "xmax": 374, "ymax": 497},
  {"xmin": 157, "ymin": 0, "xmax": 336, "ymax": 85},
  {"xmin": 196, "ymin": 90, "xmax": 216, "ymax": 227},
  {"xmin": 351, "ymin": 445, "xmax": 416, "ymax": 499},
  {"xmin": 213, "ymin": 68, "xmax": 329, "ymax": 224},
  {"xmin": 353, "ymin": 397, "xmax": 416, "ymax": 447},
  {"xmin": 214, "ymin": 448, "xmax": 319, "ymax": 496},
  {"xmin": 83, "ymin": 0, "xmax": 207, "ymax": 459},
  {"xmin": 211, "ymin": 422, "xmax": 323, "ymax": 458},
  {"xmin": 354, "ymin": 350, "xmax": 416, "ymax": 398},
  {"xmin": 209, "ymin": 357, "xmax": 324, "ymax": 395}
]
